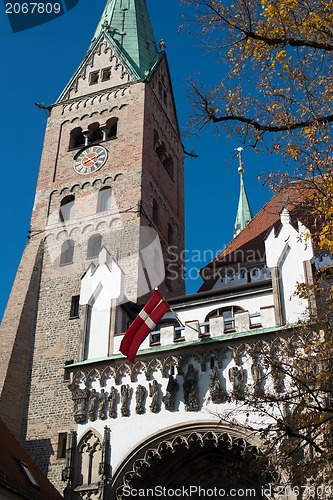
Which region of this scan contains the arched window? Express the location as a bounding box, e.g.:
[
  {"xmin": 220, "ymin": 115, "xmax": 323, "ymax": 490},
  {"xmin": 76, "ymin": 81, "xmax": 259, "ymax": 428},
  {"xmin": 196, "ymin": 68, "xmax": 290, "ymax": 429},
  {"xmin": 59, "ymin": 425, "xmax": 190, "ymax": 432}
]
[
  {"xmin": 152, "ymin": 199, "xmax": 158, "ymax": 225},
  {"xmin": 87, "ymin": 234, "xmax": 102, "ymax": 259},
  {"xmin": 60, "ymin": 239, "xmax": 75, "ymax": 266},
  {"xmin": 105, "ymin": 117, "xmax": 118, "ymax": 139},
  {"xmin": 77, "ymin": 430, "xmax": 102, "ymax": 488},
  {"xmin": 155, "ymin": 140, "xmax": 166, "ymax": 159},
  {"xmin": 153, "ymin": 130, "xmax": 174, "ymax": 179},
  {"xmin": 97, "ymin": 187, "xmax": 112, "ymax": 213},
  {"xmin": 69, "ymin": 127, "xmax": 85, "ymax": 149},
  {"xmin": 163, "ymin": 155, "xmax": 174, "ymax": 179},
  {"xmin": 59, "ymin": 195, "xmax": 75, "ymax": 222},
  {"xmin": 89, "ymin": 123, "xmax": 103, "ymax": 144},
  {"xmin": 205, "ymin": 306, "xmax": 245, "ymax": 333}
]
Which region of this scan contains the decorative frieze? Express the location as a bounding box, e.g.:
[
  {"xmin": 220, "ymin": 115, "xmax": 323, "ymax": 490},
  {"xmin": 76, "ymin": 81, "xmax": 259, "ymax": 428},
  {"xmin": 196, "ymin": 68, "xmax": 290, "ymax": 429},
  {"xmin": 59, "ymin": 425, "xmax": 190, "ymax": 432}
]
[{"xmin": 68, "ymin": 337, "xmax": 299, "ymax": 423}]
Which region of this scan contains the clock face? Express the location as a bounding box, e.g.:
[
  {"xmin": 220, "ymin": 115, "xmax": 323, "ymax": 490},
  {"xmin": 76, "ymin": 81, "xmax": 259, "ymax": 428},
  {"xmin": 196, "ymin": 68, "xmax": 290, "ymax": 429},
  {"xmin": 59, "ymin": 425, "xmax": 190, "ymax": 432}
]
[{"xmin": 74, "ymin": 145, "xmax": 107, "ymax": 175}]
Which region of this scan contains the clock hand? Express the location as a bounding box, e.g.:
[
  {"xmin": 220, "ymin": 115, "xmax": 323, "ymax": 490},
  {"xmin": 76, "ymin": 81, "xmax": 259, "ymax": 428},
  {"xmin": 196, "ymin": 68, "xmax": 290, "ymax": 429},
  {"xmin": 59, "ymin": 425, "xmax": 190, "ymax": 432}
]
[{"xmin": 82, "ymin": 153, "xmax": 99, "ymax": 166}]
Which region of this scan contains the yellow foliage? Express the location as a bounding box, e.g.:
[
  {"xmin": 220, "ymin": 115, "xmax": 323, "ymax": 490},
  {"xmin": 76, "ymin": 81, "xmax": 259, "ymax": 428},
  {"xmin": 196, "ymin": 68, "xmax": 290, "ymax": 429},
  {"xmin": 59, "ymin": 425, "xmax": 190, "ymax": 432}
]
[{"xmin": 276, "ymin": 50, "xmax": 287, "ymax": 62}]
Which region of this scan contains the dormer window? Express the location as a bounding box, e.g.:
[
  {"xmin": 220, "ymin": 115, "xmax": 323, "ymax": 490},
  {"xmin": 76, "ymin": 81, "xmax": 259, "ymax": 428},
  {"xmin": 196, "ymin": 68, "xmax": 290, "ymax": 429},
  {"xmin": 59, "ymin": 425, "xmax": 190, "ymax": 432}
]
[{"xmin": 18, "ymin": 461, "xmax": 39, "ymax": 489}]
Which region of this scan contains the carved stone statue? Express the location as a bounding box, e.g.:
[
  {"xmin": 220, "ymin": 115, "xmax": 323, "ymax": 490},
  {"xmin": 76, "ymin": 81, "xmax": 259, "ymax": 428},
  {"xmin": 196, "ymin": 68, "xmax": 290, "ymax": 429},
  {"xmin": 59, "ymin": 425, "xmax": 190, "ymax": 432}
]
[
  {"xmin": 149, "ymin": 380, "xmax": 160, "ymax": 413},
  {"xmin": 229, "ymin": 366, "xmax": 245, "ymax": 400},
  {"xmin": 98, "ymin": 389, "xmax": 108, "ymax": 420},
  {"xmin": 271, "ymin": 362, "xmax": 284, "ymax": 393},
  {"xmin": 121, "ymin": 384, "xmax": 131, "ymax": 417},
  {"xmin": 183, "ymin": 364, "xmax": 199, "ymax": 411},
  {"xmin": 108, "ymin": 386, "xmax": 117, "ymax": 418},
  {"xmin": 209, "ymin": 367, "xmax": 227, "ymax": 404},
  {"xmin": 72, "ymin": 388, "xmax": 89, "ymax": 424},
  {"xmin": 162, "ymin": 375, "xmax": 179, "ymax": 411},
  {"xmin": 88, "ymin": 389, "xmax": 99, "ymax": 421},
  {"xmin": 251, "ymin": 360, "xmax": 264, "ymax": 397},
  {"xmin": 135, "ymin": 385, "xmax": 146, "ymax": 414}
]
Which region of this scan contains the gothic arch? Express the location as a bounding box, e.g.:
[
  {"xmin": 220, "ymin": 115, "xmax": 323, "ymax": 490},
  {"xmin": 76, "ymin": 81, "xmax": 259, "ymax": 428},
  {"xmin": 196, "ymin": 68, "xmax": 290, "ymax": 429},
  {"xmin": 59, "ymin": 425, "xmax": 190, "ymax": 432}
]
[
  {"xmin": 110, "ymin": 421, "xmax": 283, "ymax": 500},
  {"xmin": 76, "ymin": 428, "xmax": 103, "ymax": 489}
]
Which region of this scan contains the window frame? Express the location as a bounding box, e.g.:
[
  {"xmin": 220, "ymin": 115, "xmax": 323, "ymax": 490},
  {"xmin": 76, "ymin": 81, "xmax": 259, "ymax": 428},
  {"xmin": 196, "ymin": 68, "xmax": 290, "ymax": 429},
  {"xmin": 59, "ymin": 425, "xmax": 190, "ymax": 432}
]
[
  {"xmin": 60, "ymin": 239, "xmax": 75, "ymax": 266},
  {"xmin": 87, "ymin": 234, "xmax": 102, "ymax": 259}
]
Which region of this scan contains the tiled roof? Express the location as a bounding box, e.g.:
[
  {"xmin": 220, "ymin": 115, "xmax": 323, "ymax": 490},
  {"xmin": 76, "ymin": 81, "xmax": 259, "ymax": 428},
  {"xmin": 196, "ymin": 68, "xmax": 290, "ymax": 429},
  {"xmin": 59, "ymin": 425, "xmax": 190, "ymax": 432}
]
[
  {"xmin": 199, "ymin": 181, "xmax": 313, "ymax": 292},
  {"xmin": 0, "ymin": 419, "xmax": 63, "ymax": 499}
]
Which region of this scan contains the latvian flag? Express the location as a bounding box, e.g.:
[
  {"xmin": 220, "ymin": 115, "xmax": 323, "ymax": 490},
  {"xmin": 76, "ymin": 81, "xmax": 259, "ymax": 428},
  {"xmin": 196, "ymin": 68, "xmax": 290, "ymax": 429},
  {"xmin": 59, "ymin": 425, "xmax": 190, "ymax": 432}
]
[{"xmin": 120, "ymin": 289, "xmax": 170, "ymax": 363}]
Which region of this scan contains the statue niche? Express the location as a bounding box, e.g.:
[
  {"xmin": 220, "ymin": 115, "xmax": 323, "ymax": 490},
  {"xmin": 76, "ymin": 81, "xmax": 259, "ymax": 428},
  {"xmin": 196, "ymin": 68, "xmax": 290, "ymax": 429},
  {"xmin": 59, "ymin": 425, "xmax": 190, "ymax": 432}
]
[
  {"xmin": 121, "ymin": 384, "xmax": 131, "ymax": 417},
  {"xmin": 149, "ymin": 380, "xmax": 161, "ymax": 413},
  {"xmin": 183, "ymin": 364, "xmax": 199, "ymax": 411},
  {"xmin": 162, "ymin": 375, "xmax": 179, "ymax": 411},
  {"xmin": 229, "ymin": 366, "xmax": 245, "ymax": 400},
  {"xmin": 108, "ymin": 386, "xmax": 118, "ymax": 418},
  {"xmin": 209, "ymin": 367, "xmax": 227, "ymax": 404},
  {"xmin": 135, "ymin": 385, "xmax": 146, "ymax": 414}
]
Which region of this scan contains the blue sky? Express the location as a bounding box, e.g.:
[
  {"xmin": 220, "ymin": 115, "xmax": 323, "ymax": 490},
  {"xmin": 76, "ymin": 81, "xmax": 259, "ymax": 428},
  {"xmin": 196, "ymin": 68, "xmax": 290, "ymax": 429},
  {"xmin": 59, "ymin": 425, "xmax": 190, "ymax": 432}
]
[{"xmin": 0, "ymin": 0, "xmax": 274, "ymax": 320}]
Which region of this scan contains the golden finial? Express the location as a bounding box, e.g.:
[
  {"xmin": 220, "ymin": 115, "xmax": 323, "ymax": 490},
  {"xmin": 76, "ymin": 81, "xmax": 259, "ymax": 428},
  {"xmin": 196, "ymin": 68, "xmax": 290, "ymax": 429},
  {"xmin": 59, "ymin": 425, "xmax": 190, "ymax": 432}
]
[{"xmin": 235, "ymin": 147, "xmax": 244, "ymax": 174}]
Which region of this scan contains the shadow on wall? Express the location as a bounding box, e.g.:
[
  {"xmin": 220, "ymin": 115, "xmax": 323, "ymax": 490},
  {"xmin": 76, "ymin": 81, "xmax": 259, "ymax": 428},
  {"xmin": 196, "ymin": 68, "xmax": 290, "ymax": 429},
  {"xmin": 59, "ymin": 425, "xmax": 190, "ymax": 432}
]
[{"xmin": 24, "ymin": 438, "xmax": 54, "ymax": 477}]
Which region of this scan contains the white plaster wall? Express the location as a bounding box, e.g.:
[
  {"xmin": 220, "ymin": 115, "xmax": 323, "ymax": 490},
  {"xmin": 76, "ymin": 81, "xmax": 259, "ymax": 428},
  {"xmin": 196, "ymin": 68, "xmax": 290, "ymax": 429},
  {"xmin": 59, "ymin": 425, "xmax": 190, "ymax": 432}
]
[
  {"xmin": 112, "ymin": 290, "xmax": 275, "ymax": 356},
  {"xmin": 87, "ymin": 287, "xmax": 111, "ymax": 359},
  {"xmin": 265, "ymin": 214, "xmax": 313, "ymax": 325},
  {"xmin": 175, "ymin": 291, "xmax": 275, "ymax": 331},
  {"xmin": 279, "ymin": 246, "xmax": 309, "ymax": 324}
]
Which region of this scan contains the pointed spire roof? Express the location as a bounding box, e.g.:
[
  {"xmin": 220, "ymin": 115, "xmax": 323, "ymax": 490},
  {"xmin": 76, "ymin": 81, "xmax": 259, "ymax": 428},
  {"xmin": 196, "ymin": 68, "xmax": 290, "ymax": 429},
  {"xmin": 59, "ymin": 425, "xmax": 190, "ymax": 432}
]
[
  {"xmin": 57, "ymin": 0, "xmax": 161, "ymax": 102},
  {"xmin": 90, "ymin": 0, "xmax": 159, "ymax": 78},
  {"xmin": 233, "ymin": 148, "xmax": 253, "ymax": 238}
]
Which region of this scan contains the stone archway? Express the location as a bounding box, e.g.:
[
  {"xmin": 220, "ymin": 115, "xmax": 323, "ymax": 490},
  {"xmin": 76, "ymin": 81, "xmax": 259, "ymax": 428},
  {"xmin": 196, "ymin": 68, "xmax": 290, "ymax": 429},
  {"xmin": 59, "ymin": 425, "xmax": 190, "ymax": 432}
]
[{"xmin": 110, "ymin": 422, "xmax": 285, "ymax": 500}]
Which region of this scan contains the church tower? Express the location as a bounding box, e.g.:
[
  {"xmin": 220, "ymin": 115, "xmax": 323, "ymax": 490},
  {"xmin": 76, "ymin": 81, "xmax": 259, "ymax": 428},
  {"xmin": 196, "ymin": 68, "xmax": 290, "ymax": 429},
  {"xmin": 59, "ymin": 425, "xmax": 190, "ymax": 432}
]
[{"xmin": 0, "ymin": 0, "xmax": 184, "ymax": 490}]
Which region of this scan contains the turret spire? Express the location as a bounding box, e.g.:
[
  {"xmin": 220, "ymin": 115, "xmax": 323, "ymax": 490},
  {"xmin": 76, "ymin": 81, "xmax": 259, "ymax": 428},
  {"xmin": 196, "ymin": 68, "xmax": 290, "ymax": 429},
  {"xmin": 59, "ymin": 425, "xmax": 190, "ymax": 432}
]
[
  {"xmin": 90, "ymin": 0, "xmax": 159, "ymax": 78},
  {"xmin": 233, "ymin": 148, "xmax": 253, "ymax": 238}
]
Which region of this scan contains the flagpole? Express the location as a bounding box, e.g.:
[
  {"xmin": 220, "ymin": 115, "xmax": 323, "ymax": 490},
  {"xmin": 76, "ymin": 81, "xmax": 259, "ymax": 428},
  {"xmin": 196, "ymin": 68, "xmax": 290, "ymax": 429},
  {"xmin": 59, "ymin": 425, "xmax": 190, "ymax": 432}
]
[{"xmin": 154, "ymin": 287, "xmax": 185, "ymax": 328}]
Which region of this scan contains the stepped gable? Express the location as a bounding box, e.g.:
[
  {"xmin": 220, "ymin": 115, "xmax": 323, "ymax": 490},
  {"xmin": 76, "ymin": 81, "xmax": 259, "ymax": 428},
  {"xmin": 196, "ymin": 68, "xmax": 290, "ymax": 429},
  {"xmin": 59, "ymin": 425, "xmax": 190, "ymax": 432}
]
[{"xmin": 199, "ymin": 181, "xmax": 313, "ymax": 292}]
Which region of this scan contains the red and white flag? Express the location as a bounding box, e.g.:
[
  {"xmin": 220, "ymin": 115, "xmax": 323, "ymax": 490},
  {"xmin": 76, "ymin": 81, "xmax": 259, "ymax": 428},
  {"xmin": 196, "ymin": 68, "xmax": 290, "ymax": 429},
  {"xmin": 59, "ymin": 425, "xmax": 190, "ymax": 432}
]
[{"xmin": 120, "ymin": 289, "xmax": 170, "ymax": 363}]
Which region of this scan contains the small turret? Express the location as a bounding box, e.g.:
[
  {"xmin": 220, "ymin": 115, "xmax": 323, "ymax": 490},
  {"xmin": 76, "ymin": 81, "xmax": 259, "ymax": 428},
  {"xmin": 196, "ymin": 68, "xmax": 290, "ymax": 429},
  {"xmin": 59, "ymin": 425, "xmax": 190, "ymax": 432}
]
[{"xmin": 233, "ymin": 147, "xmax": 253, "ymax": 238}]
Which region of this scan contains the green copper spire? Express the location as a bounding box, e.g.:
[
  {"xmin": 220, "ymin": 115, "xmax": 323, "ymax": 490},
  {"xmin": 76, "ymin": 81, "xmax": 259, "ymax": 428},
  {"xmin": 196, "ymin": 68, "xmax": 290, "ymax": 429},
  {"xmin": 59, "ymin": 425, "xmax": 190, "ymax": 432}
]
[
  {"xmin": 91, "ymin": 0, "xmax": 159, "ymax": 78},
  {"xmin": 233, "ymin": 148, "xmax": 253, "ymax": 238}
]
